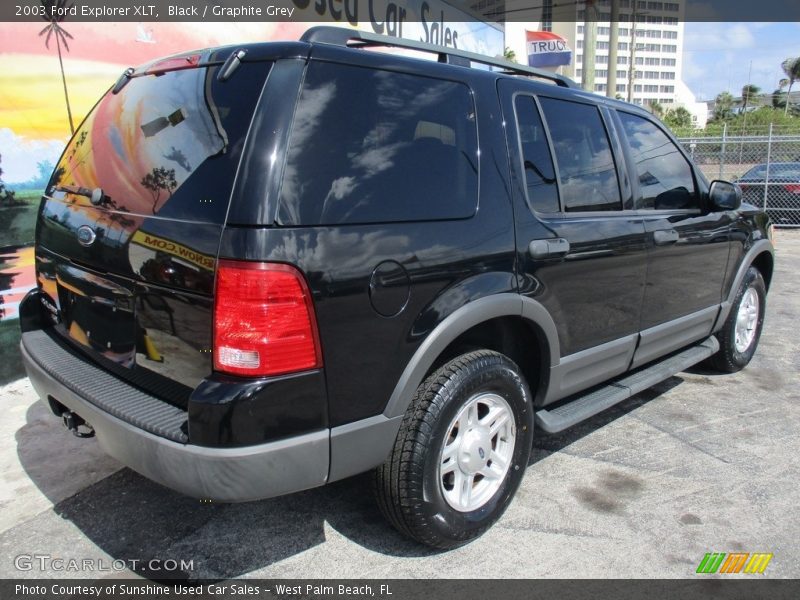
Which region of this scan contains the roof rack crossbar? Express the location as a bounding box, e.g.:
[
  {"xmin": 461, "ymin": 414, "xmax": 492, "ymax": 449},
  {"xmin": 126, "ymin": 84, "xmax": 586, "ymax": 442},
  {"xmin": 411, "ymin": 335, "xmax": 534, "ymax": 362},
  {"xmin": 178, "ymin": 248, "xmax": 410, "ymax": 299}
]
[{"xmin": 300, "ymin": 26, "xmax": 578, "ymax": 89}]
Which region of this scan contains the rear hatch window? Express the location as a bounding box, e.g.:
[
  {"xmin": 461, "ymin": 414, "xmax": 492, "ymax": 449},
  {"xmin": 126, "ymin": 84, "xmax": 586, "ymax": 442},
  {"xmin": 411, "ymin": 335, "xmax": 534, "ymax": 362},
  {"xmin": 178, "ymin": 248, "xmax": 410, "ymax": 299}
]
[
  {"xmin": 47, "ymin": 58, "xmax": 270, "ymax": 225},
  {"xmin": 36, "ymin": 58, "xmax": 271, "ymax": 389}
]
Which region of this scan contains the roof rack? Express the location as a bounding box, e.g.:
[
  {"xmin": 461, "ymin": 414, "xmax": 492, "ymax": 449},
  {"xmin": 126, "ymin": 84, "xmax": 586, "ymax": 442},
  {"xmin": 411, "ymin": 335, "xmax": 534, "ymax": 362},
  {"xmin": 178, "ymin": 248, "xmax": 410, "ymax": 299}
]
[{"xmin": 300, "ymin": 26, "xmax": 579, "ymax": 89}]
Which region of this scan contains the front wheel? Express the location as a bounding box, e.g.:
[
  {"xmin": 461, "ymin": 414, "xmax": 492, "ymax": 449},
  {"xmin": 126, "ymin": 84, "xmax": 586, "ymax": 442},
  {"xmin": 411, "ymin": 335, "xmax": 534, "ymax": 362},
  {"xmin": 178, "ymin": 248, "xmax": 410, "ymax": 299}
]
[
  {"xmin": 373, "ymin": 350, "xmax": 534, "ymax": 549},
  {"xmin": 708, "ymin": 266, "xmax": 767, "ymax": 373}
]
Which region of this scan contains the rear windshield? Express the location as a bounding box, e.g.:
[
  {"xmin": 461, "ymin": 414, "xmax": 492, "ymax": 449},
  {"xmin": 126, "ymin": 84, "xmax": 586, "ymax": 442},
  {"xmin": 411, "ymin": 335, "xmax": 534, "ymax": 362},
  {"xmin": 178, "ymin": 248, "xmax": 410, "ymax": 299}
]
[
  {"xmin": 48, "ymin": 61, "xmax": 271, "ymax": 224},
  {"xmin": 277, "ymin": 62, "xmax": 479, "ymax": 226}
]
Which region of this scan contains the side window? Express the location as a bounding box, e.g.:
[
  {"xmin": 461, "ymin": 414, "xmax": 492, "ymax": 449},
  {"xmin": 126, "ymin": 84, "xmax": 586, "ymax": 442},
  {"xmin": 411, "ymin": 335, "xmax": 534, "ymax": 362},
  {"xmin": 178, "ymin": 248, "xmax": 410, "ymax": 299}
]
[
  {"xmin": 278, "ymin": 62, "xmax": 478, "ymax": 225},
  {"xmin": 538, "ymin": 97, "xmax": 622, "ymax": 212},
  {"xmin": 514, "ymin": 95, "xmax": 559, "ymax": 213},
  {"xmin": 617, "ymin": 111, "xmax": 698, "ymax": 210}
]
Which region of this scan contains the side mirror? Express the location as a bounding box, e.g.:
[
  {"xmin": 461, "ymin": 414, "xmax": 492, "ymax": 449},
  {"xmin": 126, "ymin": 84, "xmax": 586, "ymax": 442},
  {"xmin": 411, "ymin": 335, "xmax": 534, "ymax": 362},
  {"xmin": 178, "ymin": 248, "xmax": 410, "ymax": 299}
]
[{"xmin": 708, "ymin": 180, "xmax": 742, "ymax": 211}]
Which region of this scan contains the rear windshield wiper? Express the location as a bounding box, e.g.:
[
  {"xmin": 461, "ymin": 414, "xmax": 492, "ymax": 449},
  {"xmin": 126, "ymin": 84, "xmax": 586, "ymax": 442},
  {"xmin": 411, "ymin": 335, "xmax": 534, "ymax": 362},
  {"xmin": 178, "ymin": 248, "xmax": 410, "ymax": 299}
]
[{"xmin": 54, "ymin": 185, "xmax": 109, "ymax": 206}]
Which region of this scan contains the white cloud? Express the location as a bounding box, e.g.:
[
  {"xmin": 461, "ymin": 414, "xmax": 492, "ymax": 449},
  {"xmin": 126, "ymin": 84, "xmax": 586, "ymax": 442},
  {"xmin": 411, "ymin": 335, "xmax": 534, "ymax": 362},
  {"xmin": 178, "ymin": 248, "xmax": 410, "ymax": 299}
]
[
  {"xmin": 0, "ymin": 128, "xmax": 66, "ymax": 184},
  {"xmin": 684, "ymin": 23, "xmax": 756, "ymax": 52}
]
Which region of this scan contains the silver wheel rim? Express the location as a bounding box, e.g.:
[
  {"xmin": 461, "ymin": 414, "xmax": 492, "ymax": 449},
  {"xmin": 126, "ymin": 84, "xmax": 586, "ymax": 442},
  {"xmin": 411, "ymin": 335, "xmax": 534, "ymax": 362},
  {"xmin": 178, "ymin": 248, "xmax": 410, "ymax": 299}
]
[
  {"xmin": 734, "ymin": 287, "xmax": 760, "ymax": 353},
  {"xmin": 438, "ymin": 392, "xmax": 516, "ymax": 513}
]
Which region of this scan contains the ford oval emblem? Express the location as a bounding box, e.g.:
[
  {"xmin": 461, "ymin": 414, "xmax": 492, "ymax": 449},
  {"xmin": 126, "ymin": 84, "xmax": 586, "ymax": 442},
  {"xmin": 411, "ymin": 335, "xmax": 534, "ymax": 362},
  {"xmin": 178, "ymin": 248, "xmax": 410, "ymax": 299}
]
[{"xmin": 76, "ymin": 225, "xmax": 97, "ymax": 247}]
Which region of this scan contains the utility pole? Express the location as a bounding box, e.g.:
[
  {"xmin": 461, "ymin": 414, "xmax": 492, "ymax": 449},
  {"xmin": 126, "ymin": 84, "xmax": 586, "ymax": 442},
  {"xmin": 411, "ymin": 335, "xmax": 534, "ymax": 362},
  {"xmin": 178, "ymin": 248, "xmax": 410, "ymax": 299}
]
[
  {"xmin": 581, "ymin": 0, "xmax": 598, "ymax": 93},
  {"xmin": 627, "ymin": 0, "xmax": 638, "ymax": 103},
  {"xmin": 607, "ymin": 0, "xmax": 619, "ymax": 98}
]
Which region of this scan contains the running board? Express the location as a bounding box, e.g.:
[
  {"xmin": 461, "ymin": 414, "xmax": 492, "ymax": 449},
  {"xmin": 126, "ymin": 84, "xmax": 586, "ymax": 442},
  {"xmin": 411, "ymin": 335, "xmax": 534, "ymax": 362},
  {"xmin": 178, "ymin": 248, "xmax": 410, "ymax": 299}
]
[{"xmin": 535, "ymin": 336, "xmax": 719, "ymax": 434}]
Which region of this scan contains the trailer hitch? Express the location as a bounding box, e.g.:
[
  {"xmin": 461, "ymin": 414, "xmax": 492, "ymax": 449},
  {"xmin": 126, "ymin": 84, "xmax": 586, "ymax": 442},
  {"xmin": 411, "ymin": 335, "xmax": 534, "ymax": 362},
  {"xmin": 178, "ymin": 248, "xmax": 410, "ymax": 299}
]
[{"xmin": 62, "ymin": 410, "xmax": 95, "ymax": 438}]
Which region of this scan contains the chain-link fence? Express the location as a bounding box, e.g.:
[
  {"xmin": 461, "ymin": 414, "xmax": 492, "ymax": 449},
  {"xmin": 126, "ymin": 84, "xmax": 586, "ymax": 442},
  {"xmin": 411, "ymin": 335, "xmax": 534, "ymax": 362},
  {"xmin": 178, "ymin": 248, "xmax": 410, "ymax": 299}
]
[{"xmin": 678, "ymin": 124, "xmax": 800, "ymax": 227}]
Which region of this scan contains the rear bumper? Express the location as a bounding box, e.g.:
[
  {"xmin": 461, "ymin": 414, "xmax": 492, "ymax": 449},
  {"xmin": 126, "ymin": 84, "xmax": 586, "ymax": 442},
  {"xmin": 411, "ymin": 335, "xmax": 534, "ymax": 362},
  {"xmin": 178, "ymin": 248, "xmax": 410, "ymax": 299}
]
[{"xmin": 21, "ymin": 332, "xmax": 329, "ymax": 502}]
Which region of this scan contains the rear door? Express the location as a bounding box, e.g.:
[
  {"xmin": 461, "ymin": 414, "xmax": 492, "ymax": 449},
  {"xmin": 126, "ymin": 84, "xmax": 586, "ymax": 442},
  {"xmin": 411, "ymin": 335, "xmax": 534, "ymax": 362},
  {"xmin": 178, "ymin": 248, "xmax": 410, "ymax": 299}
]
[
  {"xmin": 36, "ymin": 56, "xmax": 272, "ymax": 394},
  {"xmin": 611, "ymin": 109, "xmax": 733, "ymax": 368},
  {"xmin": 498, "ymin": 81, "xmax": 648, "ymax": 403}
]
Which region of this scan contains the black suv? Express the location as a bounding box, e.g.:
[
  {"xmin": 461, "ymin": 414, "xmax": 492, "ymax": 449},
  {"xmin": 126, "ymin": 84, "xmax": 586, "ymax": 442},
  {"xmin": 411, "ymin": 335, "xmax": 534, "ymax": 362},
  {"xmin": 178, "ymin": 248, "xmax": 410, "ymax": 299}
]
[{"xmin": 19, "ymin": 27, "xmax": 774, "ymax": 549}]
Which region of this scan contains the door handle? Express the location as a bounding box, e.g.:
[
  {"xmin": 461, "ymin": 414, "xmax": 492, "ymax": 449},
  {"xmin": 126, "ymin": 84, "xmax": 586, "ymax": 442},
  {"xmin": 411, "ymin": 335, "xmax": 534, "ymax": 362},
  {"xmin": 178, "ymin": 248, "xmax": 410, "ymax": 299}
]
[
  {"xmin": 653, "ymin": 229, "xmax": 679, "ymax": 245},
  {"xmin": 529, "ymin": 238, "xmax": 570, "ymax": 259}
]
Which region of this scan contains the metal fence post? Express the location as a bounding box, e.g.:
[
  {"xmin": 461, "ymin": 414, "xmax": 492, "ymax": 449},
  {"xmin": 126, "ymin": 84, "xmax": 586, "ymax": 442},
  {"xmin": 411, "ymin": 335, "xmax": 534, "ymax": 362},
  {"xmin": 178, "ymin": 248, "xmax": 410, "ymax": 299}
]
[
  {"xmin": 719, "ymin": 123, "xmax": 727, "ymax": 180},
  {"xmin": 763, "ymin": 122, "xmax": 773, "ymax": 211}
]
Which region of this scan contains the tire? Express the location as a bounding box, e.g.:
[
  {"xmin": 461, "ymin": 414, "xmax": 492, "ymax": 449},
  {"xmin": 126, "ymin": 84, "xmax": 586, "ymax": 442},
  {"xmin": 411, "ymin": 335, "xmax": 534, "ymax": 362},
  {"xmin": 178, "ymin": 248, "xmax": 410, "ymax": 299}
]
[
  {"xmin": 373, "ymin": 350, "xmax": 534, "ymax": 549},
  {"xmin": 708, "ymin": 266, "xmax": 767, "ymax": 373}
]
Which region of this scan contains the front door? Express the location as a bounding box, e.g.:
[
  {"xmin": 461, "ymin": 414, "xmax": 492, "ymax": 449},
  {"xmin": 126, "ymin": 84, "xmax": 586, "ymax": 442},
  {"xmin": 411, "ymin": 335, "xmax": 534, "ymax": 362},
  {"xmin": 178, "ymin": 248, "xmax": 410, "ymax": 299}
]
[{"xmin": 610, "ymin": 109, "xmax": 733, "ymax": 368}]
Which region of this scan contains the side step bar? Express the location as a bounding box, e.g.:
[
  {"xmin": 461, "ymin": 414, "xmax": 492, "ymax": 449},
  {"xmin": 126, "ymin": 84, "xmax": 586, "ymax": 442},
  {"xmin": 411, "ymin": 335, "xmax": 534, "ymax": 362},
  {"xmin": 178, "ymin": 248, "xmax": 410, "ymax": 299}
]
[{"xmin": 535, "ymin": 336, "xmax": 719, "ymax": 434}]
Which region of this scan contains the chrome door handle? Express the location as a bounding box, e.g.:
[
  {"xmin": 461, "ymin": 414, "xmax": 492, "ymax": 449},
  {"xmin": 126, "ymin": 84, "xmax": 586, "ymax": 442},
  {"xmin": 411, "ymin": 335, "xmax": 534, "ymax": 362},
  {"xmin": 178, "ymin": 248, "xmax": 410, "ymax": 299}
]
[
  {"xmin": 653, "ymin": 229, "xmax": 679, "ymax": 245},
  {"xmin": 529, "ymin": 238, "xmax": 571, "ymax": 259}
]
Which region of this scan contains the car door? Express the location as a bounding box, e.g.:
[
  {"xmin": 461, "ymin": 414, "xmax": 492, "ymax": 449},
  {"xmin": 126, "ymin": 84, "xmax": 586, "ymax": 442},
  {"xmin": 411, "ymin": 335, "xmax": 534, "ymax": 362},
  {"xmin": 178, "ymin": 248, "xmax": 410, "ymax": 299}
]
[
  {"xmin": 498, "ymin": 81, "xmax": 648, "ymax": 404},
  {"xmin": 611, "ymin": 109, "xmax": 734, "ymax": 368}
]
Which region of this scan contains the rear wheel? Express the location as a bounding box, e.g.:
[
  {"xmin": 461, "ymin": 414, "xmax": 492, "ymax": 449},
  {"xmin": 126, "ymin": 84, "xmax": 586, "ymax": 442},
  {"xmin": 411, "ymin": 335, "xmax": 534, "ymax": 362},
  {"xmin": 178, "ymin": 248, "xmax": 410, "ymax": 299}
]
[
  {"xmin": 374, "ymin": 350, "xmax": 534, "ymax": 549},
  {"xmin": 708, "ymin": 266, "xmax": 766, "ymax": 373}
]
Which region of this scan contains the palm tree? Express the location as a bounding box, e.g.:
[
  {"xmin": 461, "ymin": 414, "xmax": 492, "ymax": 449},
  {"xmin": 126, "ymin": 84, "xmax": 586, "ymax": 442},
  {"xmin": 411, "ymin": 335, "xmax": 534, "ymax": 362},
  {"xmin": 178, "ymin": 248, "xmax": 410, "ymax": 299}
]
[
  {"xmin": 503, "ymin": 47, "xmax": 517, "ymax": 63},
  {"xmin": 740, "ymin": 84, "xmax": 760, "ymax": 113},
  {"xmin": 782, "ymin": 57, "xmax": 800, "ymax": 116},
  {"xmin": 772, "ymin": 78, "xmax": 789, "ymax": 110},
  {"xmin": 713, "ymin": 91, "xmax": 735, "ymax": 122},
  {"xmin": 39, "ymin": 0, "xmax": 75, "ymax": 134},
  {"xmin": 648, "ymin": 100, "xmax": 664, "ymax": 118}
]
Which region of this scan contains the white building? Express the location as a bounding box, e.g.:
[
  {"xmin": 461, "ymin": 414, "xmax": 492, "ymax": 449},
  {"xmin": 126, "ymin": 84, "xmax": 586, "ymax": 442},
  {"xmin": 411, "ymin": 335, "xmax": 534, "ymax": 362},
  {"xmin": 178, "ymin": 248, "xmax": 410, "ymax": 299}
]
[{"xmin": 500, "ymin": 0, "xmax": 706, "ymax": 128}]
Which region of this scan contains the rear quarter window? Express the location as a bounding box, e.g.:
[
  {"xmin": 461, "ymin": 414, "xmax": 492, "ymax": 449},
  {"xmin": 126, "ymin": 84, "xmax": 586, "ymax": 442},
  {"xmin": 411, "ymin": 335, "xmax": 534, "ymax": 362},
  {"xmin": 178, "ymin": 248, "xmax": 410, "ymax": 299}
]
[{"xmin": 277, "ymin": 62, "xmax": 479, "ymax": 226}]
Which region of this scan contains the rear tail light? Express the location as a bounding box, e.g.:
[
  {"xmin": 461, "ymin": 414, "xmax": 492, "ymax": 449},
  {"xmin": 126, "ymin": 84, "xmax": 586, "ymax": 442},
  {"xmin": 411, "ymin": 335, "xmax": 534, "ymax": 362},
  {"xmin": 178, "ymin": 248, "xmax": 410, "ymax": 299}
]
[
  {"xmin": 783, "ymin": 184, "xmax": 800, "ymax": 195},
  {"xmin": 213, "ymin": 261, "xmax": 322, "ymax": 377}
]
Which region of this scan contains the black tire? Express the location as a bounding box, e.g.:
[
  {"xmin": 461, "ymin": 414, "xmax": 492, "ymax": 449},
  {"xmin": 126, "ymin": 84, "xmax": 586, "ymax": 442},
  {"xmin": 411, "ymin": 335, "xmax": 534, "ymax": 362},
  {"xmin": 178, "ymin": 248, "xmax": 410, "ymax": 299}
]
[
  {"xmin": 373, "ymin": 350, "xmax": 534, "ymax": 549},
  {"xmin": 708, "ymin": 266, "xmax": 767, "ymax": 373}
]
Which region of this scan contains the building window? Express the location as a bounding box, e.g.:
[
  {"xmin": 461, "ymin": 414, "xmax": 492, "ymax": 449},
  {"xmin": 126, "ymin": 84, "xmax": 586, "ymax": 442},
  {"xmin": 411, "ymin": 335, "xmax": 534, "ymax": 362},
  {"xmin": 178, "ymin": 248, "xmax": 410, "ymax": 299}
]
[
  {"xmin": 664, "ymin": 17, "xmax": 678, "ymax": 24},
  {"xmin": 618, "ymin": 42, "xmax": 629, "ymax": 51},
  {"xmin": 661, "ymin": 72, "xmax": 675, "ymax": 80},
  {"xmin": 617, "ymin": 84, "xmax": 627, "ymax": 92},
  {"xmin": 661, "ymin": 58, "xmax": 676, "ymax": 66},
  {"xmin": 618, "ymin": 70, "xmax": 628, "ymax": 79},
  {"xmin": 660, "ymin": 85, "xmax": 675, "ymax": 93},
  {"xmin": 663, "ymin": 44, "xmax": 677, "ymax": 52},
  {"xmin": 618, "ymin": 56, "xmax": 628, "ymax": 65},
  {"xmin": 663, "ymin": 31, "xmax": 678, "ymax": 39},
  {"xmin": 643, "ymin": 71, "xmax": 659, "ymax": 79},
  {"xmin": 595, "ymin": 83, "xmax": 608, "ymax": 92},
  {"xmin": 665, "ymin": 2, "xmax": 679, "ymax": 11},
  {"xmin": 634, "ymin": 84, "xmax": 643, "ymax": 92},
  {"xmin": 644, "ymin": 85, "xmax": 659, "ymax": 93},
  {"xmin": 596, "ymin": 70, "xmax": 609, "ymax": 78}
]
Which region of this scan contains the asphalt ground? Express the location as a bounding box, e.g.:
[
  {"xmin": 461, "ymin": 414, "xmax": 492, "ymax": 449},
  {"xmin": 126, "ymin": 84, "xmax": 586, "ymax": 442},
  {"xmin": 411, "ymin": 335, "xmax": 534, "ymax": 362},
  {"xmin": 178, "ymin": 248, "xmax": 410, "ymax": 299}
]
[{"xmin": 1, "ymin": 230, "xmax": 798, "ymax": 580}]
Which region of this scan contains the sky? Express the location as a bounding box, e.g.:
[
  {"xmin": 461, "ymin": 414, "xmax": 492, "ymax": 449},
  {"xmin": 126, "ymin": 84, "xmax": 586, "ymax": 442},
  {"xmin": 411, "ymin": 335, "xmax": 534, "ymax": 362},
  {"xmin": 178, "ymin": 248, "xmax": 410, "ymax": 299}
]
[{"xmin": 683, "ymin": 22, "xmax": 800, "ymax": 101}]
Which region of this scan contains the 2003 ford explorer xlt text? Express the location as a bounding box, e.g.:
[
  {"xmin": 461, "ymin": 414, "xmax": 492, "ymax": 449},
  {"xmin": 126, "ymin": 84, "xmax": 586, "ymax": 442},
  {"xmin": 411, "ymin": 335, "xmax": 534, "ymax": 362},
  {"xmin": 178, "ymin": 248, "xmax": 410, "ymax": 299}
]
[{"xmin": 19, "ymin": 27, "xmax": 774, "ymax": 549}]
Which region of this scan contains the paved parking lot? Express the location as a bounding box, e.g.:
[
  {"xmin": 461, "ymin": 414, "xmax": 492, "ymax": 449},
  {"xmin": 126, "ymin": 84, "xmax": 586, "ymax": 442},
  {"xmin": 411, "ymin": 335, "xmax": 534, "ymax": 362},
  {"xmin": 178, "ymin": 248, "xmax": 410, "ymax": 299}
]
[{"xmin": 1, "ymin": 231, "xmax": 798, "ymax": 580}]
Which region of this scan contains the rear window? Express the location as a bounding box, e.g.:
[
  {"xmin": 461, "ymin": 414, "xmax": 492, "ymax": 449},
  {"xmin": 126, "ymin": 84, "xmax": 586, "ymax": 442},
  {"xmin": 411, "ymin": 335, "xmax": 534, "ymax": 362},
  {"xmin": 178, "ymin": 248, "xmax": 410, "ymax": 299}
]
[
  {"xmin": 48, "ymin": 61, "xmax": 271, "ymax": 224},
  {"xmin": 277, "ymin": 62, "xmax": 479, "ymax": 226}
]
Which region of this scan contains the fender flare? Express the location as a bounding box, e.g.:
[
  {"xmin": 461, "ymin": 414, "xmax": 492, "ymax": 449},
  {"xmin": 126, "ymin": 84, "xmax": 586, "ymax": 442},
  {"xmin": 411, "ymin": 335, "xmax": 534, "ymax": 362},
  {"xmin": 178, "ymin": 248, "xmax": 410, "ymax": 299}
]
[
  {"xmin": 382, "ymin": 293, "xmax": 560, "ymax": 419},
  {"xmin": 713, "ymin": 238, "xmax": 774, "ymax": 332}
]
